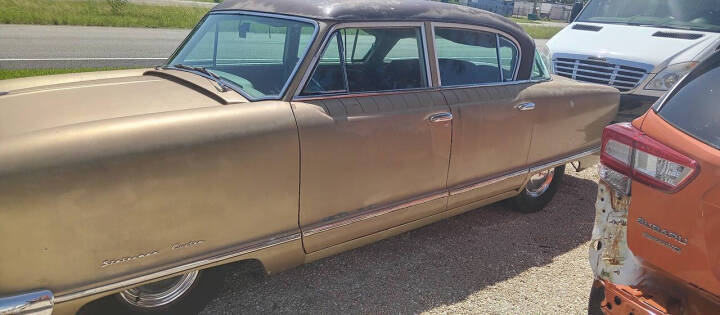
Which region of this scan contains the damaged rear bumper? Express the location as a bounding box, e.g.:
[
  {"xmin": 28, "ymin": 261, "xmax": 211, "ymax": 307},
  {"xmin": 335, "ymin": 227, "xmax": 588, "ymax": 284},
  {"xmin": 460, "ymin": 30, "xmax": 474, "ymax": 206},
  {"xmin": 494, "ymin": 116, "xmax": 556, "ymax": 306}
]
[{"xmin": 589, "ymin": 182, "xmax": 720, "ymax": 314}]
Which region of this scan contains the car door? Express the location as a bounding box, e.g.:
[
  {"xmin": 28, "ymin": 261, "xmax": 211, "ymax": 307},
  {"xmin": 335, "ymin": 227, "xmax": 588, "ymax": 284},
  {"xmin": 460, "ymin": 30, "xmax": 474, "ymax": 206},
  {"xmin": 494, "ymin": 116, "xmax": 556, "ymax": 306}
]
[
  {"xmin": 432, "ymin": 24, "xmax": 534, "ymax": 209},
  {"xmin": 291, "ymin": 23, "xmax": 452, "ymax": 253}
]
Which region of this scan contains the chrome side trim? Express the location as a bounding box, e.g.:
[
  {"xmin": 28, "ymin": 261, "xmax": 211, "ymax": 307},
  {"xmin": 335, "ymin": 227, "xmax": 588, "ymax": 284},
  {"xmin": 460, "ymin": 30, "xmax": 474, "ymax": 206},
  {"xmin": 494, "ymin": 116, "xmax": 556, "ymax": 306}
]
[
  {"xmin": 528, "ymin": 146, "xmax": 600, "ymax": 174},
  {"xmin": 303, "ymin": 191, "xmax": 449, "ymax": 236},
  {"xmin": 449, "ymin": 169, "xmax": 529, "ymax": 196},
  {"xmin": 54, "ymin": 231, "xmax": 301, "ymax": 303},
  {"xmin": 0, "ymin": 290, "xmax": 53, "ymax": 315}
]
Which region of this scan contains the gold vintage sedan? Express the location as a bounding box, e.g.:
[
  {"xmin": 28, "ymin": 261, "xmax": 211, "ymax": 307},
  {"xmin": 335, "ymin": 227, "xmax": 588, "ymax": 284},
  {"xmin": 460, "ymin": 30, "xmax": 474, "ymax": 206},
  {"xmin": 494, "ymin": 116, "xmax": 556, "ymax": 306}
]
[{"xmin": 0, "ymin": 1, "xmax": 619, "ymax": 314}]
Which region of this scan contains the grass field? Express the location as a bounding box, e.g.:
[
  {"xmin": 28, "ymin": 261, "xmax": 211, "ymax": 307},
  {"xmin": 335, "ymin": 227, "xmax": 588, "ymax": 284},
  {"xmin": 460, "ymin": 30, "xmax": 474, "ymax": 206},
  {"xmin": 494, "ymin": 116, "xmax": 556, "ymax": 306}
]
[
  {"xmin": 0, "ymin": 0, "xmax": 208, "ymax": 29},
  {"xmin": 0, "ymin": 67, "xmax": 136, "ymax": 80},
  {"xmin": 522, "ymin": 25, "xmax": 563, "ymax": 39}
]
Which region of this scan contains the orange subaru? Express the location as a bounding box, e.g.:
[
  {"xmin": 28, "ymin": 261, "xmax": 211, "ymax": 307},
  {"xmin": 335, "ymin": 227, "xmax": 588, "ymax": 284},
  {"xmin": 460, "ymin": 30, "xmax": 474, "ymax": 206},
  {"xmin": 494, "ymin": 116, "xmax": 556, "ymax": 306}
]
[{"xmin": 588, "ymin": 51, "xmax": 720, "ymax": 315}]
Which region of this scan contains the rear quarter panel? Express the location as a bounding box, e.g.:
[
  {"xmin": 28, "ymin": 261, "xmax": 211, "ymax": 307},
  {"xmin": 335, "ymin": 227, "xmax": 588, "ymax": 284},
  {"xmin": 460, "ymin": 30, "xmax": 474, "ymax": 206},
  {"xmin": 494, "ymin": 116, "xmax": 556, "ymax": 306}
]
[
  {"xmin": 0, "ymin": 101, "xmax": 300, "ymax": 297},
  {"xmin": 524, "ymin": 76, "xmax": 619, "ymax": 165}
]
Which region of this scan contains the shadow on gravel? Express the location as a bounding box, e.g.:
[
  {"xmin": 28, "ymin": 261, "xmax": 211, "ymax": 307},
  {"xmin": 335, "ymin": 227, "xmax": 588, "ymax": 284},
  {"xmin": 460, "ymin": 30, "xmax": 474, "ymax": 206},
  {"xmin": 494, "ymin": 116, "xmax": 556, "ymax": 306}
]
[{"xmin": 200, "ymin": 170, "xmax": 599, "ymax": 314}]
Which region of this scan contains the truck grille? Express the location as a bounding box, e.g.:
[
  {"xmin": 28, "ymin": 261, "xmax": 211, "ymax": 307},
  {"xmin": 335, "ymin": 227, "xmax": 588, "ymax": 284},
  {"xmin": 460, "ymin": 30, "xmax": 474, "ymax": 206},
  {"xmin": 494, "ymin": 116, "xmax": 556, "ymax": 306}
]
[{"xmin": 553, "ymin": 56, "xmax": 651, "ymax": 92}]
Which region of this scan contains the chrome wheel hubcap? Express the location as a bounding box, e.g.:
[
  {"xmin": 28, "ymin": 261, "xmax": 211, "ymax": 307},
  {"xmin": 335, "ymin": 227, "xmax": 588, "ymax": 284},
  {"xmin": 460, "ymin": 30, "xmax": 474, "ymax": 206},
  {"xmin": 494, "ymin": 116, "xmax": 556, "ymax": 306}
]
[
  {"xmin": 525, "ymin": 169, "xmax": 555, "ymax": 197},
  {"xmin": 119, "ymin": 270, "xmax": 199, "ymax": 308}
]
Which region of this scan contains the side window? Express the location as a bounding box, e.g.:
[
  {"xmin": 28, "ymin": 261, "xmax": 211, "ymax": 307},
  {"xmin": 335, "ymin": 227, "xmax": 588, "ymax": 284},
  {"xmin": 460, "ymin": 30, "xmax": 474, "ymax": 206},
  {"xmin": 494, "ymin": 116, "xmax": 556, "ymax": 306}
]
[
  {"xmin": 498, "ymin": 36, "xmax": 519, "ymax": 81},
  {"xmin": 434, "ymin": 28, "xmax": 501, "ymax": 86},
  {"xmin": 301, "ymin": 27, "xmax": 428, "ymax": 96},
  {"xmin": 531, "ymin": 50, "xmax": 552, "ymax": 81},
  {"xmin": 303, "ymin": 33, "xmax": 346, "ymax": 95}
]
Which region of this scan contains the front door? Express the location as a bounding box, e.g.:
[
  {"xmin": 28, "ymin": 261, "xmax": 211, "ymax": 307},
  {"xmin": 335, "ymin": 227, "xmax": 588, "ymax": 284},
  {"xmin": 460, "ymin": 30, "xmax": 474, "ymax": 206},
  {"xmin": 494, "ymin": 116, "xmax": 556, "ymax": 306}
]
[{"xmin": 291, "ymin": 24, "xmax": 452, "ymax": 253}]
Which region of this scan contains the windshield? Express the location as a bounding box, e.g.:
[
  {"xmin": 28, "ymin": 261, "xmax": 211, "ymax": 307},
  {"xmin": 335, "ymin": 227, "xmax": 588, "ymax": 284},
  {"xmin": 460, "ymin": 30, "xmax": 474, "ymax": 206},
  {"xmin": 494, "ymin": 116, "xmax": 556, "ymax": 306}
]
[
  {"xmin": 167, "ymin": 13, "xmax": 316, "ymax": 100},
  {"xmin": 577, "ymin": 0, "xmax": 720, "ymax": 32}
]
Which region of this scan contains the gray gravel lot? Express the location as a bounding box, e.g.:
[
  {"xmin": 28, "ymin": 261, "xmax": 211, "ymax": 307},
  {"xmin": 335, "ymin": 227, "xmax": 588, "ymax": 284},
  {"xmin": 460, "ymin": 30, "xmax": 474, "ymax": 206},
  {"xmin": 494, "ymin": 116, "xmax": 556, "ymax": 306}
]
[{"xmin": 200, "ymin": 165, "xmax": 600, "ymax": 315}]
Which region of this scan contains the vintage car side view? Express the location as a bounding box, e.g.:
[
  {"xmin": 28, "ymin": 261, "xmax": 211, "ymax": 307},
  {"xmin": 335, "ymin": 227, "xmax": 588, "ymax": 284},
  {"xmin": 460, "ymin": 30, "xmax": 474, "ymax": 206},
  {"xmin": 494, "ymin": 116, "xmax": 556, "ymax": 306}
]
[
  {"xmin": 0, "ymin": 1, "xmax": 619, "ymax": 314},
  {"xmin": 589, "ymin": 50, "xmax": 720, "ymax": 314}
]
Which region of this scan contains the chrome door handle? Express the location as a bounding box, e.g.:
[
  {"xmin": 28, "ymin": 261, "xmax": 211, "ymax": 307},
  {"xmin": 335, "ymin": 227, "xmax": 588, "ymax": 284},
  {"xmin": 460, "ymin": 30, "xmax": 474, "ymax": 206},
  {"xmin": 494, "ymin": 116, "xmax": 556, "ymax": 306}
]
[
  {"xmin": 515, "ymin": 102, "xmax": 536, "ymax": 111},
  {"xmin": 429, "ymin": 112, "xmax": 453, "ymax": 123}
]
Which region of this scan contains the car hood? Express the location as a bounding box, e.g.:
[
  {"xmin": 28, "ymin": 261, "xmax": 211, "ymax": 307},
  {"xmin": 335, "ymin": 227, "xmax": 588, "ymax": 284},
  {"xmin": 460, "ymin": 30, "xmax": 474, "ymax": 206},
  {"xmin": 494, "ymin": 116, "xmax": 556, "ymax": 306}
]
[
  {"xmin": 0, "ymin": 69, "xmax": 248, "ymax": 139},
  {"xmin": 547, "ymin": 22, "xmax": 720, "ymax": 71}
]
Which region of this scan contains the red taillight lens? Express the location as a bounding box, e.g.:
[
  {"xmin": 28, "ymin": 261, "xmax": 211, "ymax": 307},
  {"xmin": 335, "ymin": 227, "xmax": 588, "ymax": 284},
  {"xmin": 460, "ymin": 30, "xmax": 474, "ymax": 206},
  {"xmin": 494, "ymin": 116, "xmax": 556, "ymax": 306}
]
[{"xmin": 599, "ymin": 123, "xmax": 699, "ymax": 194}]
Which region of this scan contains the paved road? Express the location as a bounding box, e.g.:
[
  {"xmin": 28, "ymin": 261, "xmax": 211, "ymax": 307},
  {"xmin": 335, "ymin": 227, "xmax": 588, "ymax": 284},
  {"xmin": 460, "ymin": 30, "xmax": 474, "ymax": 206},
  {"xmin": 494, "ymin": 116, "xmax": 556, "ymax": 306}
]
[
  {"xmin": 0, "ymin": 25, "xmax": 551, "ymax": 70},
  {"xmin": 0, "ymin": 25, "xmax": 189, "ymax": 69},
  {"xmin": 127, "ymin": 0, "xmax": 216, "ymax": 8}
]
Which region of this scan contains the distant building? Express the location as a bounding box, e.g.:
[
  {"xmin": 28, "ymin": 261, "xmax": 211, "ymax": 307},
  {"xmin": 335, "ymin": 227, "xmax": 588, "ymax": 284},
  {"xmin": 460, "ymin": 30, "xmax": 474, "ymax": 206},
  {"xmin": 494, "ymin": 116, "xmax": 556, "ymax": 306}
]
[{"xmin": 459, "ymin": 0, "xmax": 515, "ymax": 17}]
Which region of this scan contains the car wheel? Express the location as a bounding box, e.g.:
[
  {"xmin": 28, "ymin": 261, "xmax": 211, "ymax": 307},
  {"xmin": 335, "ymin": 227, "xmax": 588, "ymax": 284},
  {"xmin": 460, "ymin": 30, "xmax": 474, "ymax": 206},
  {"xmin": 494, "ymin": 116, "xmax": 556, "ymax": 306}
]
[
  {"xmin": 588, "ymin": 281, "xmax": 605, "ymax": 315},
  {"xmin": 512, "ymin": 165, "xmax": 565, "ymax": 213},
  {"xmin": 95, "ymin": 267, "xmax": 226, "ymax": 315}
]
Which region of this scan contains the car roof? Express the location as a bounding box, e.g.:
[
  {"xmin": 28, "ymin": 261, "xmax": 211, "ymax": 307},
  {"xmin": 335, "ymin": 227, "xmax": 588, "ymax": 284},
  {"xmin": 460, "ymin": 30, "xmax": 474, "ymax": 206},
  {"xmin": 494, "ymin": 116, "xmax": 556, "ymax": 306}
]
[
  {"xmin": 212, "ymin": 0, "xmax": 536, "ymax": 80},
  {"xmin": 213, "ymin": 0, "xmax": 522, "ymax": 32}
]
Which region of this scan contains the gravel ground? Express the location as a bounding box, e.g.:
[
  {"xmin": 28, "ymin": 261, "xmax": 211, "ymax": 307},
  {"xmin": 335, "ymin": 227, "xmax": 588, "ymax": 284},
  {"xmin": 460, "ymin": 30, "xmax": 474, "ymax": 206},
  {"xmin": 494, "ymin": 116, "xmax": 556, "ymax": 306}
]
[{"xmin": 200, "ymin": 165, "xmax": 600, "ymax": 315}]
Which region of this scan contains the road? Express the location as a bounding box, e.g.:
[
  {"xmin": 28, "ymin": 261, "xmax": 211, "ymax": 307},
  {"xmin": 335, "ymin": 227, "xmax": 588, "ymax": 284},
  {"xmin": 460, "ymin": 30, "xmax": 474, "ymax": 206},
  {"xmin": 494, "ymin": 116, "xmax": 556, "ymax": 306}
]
[
  {"xmin": 0, "ymin": 25, "xmax": 188, "ymax": 69},
  {"xmin": 0, "ymin": 25, "xmax": 550, "ymax": 70}
]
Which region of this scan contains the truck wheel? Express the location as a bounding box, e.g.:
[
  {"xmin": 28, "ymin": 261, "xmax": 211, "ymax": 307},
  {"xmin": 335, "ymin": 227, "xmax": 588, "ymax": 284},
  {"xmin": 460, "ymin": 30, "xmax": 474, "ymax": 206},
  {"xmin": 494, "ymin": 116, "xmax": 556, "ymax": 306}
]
[
  {"xmin": 512, "ymin": 165, "xmax": 565, "ymax": 213},
  {"xmin": 97, "ymin": 267, "xmax": 226, "ymax": 315}
]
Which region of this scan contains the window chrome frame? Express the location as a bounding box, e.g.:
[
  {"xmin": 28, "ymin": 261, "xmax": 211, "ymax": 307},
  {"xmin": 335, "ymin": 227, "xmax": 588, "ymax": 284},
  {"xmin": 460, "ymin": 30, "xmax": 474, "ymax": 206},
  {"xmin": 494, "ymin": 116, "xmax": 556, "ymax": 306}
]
[
  {"xmin": 430, "ymin": 22, "xmax": 523, "ymax": 88},
  {"xmin": 293, "ymin": 21, "xmax": 433, "ymax": 100},
  {"xmin": 166, "ymin": 10, "xmax": 320, "ymax": 102}
]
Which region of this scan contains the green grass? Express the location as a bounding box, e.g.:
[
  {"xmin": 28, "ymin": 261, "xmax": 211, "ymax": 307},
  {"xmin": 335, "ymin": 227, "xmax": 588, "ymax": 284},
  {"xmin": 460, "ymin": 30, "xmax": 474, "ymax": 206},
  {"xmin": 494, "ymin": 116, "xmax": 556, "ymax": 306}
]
[
  {"xmin": 522, "ymin": 25, "xmax": 563, "ymax": 39},
  {"xmin": 0, "ymin": 67, "xmax": 137, "ymax": 80},
  {"xmin": 511, "ymin": 17, "xmax": 540, "ymax": 24},
  {"xmin": 0, "ymin": 0, "xmax": 209, "ymax": 29}
]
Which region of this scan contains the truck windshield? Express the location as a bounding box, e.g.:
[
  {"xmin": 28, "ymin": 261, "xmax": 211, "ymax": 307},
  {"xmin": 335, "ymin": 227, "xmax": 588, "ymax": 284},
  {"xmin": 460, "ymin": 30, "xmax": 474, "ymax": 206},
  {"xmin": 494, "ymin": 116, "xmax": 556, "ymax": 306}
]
[
  {"xmin": 577, "ymin": 0, "xmax": 720, "ymax": 32},
  {"xmin": 167, "ymin": 13, "xmax": 316, "ymax": 100}
]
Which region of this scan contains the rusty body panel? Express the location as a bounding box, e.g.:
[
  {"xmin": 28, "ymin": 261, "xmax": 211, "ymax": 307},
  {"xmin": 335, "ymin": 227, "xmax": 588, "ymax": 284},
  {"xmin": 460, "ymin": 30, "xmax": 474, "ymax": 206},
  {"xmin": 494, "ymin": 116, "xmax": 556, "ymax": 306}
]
[{"xmin": 0, "ymin": 1, "xmax": 619, "ymax": 313}]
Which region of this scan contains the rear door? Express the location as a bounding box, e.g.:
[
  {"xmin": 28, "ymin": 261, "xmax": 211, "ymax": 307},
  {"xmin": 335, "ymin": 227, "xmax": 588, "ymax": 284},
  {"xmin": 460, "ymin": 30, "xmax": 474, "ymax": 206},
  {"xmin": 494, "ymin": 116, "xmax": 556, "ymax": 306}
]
[
  {"xmin": 291, "ymin": 23, "xmax": 452, "ymax": 253},
  {"xmin": 432, "ymin": 24, "xmax": 534, "ymax": 208},
  {"xmin": 629, "ymin": 59, "xmax": 720, "ymax": 297}
]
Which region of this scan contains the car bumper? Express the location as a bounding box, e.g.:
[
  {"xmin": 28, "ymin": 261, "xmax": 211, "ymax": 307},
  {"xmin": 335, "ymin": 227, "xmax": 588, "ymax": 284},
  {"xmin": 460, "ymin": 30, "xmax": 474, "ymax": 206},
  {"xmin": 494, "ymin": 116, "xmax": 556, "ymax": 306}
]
[
  {"xmin": 0, "ymin": 291, "xmax": 54, "ymax": 315},
  {"xmin": 589, "ymin": 182, "xmax": 720, "ymax": 315},
  {"xmin": 615, "ymin": 94, "xmax": 659, "ymax": 122}
]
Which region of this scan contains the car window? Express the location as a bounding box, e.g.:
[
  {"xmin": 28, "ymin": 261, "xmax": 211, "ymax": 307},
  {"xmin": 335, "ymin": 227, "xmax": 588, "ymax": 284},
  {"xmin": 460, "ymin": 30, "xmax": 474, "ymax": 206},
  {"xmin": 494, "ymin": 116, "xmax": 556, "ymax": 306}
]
[
  {"xmin": 657, "ymin": 63, "xmax": 720, "ymax": 150},
  {"xmin": 498, "ymin": 36, "xmax": 519, "ymax": 81},
  {"xmin": 434, "ymin": 28, "xmax": 501, "ymax": 86},
  {"xmin": 168, "ymin": 14, "xmax": 316, "ymax": 100},
  {"xmin": 302, "ymin": 27, "xmax": 428, "ymax": 96},
  {"xmin": 531, "ymin": 50, "xmax": 552, "ymax": 81}
]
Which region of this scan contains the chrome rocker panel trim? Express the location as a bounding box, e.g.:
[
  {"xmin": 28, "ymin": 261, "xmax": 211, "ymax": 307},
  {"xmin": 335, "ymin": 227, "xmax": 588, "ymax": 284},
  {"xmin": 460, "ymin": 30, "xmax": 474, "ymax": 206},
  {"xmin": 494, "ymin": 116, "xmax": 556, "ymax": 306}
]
[{"xmin": 0, "ymin": 290, "xmax": 54, "ymax": 315}]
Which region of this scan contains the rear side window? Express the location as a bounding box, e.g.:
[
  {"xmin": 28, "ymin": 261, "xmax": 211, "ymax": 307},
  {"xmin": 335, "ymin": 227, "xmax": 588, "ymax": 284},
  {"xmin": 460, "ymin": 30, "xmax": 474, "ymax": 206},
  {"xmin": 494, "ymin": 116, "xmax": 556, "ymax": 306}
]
[
  {"xmin": 434, "ymin": 28, "xmax": 515, "ymax": 86},
  {"xmin": 657, "ymin": 65, "xmax": 720, "ymax": 150},
  {"xmin": 301, "ymin": 27, "xmax": 427, "ymax": 96}
]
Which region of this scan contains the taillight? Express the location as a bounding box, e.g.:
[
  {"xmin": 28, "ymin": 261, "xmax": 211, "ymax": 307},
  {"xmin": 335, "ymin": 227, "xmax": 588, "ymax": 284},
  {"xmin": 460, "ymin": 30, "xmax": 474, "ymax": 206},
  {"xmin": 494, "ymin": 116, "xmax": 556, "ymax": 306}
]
[{"xmin": 599, "ymin": 123, "xmax": 699, "ymax": 194}]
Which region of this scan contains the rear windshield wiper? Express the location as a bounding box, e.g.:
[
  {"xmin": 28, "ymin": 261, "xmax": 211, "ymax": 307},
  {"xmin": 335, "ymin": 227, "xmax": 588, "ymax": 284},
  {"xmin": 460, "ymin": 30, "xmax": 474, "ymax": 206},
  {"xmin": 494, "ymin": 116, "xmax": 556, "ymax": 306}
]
[{"xmin": 170, "ymin": 64, "xmax": 231, "ymax": 92}]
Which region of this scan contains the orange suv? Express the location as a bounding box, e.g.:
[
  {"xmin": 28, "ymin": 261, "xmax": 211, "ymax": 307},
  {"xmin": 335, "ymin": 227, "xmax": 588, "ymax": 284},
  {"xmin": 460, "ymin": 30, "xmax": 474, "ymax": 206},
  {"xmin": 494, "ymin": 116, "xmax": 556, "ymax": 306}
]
[{"xmin": 588, "ymin": 51, "xmax": 720, "ymax": 314}]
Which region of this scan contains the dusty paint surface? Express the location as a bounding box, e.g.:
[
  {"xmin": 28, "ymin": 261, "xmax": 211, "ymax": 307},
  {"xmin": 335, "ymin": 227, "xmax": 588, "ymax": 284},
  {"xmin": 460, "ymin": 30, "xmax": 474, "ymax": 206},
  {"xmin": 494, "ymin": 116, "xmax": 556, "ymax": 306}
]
[{"xmin": 589, "ymin": 182, "xmax": 644, "ymax": 285}]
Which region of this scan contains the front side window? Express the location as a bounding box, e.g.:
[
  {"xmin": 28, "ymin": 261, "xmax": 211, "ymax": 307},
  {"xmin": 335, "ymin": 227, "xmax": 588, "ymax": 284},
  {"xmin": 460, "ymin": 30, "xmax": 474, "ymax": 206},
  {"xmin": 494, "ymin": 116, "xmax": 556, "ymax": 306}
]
[
  {"xmin": 168, "ymin": 13, "xmax": 316, "ymax": 100},
  {"xmin": 498, "ymin": 36, "xmax": 519, "ymax": 81},
  {"xmin": 434, "ymin": 28, "xmax": 502, "ymax": 86},
  {"xmin": 657, "ymin": 61, "xmax": 720, "ymax": 150},
  {"xmin": 302, "ymin": 27, "xmax": 428, "ymax": 96}
]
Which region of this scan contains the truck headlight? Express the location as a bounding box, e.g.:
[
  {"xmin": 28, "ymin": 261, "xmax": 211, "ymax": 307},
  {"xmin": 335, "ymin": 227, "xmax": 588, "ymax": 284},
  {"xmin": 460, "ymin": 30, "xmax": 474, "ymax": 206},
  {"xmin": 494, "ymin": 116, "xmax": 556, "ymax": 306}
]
[{"xmin": 645, "ymin": 62, "xmax": 698, "ymax": 91}]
